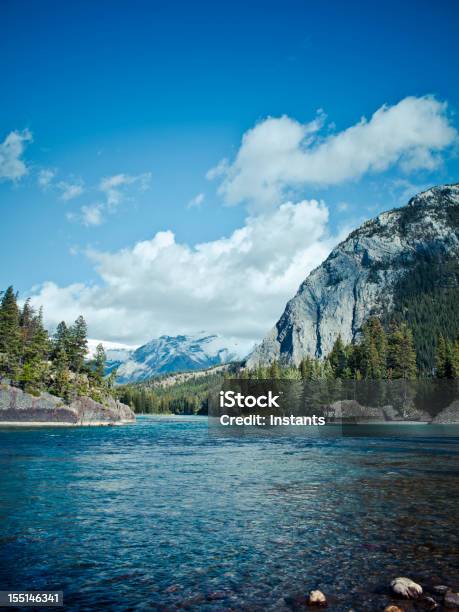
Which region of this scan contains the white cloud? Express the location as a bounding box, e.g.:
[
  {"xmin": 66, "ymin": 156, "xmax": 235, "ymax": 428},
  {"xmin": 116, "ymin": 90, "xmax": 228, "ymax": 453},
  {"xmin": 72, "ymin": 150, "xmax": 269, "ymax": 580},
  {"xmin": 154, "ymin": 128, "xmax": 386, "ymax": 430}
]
[
  {"xmin": 37, "ymin": 169, "xmax": 84, "ymax": 200},
  {"xmin": 38, "ymin": 168, "xmax": 56, "ymax": 188},
  {"xmin": 86, "ymin": 338, "xmax": 138, "ymax": 358},
  {"xmin": 205, "ymin": 158, "xmax": 229, "ymax": 180},
  {"xmin": 99, "ymin": 172, "xmax": 151, "ymax": 208},
  {"xmin": 209, "ymin": 96, "xmax": 457, "ymax": 210},
  {"xmin": 0, "ymin": 129, "xmax": 33, "ymax": 182},
  {"xmin": 81, "ymin": 203, "xmax": 103, "ymax": 226},
  {"xmin": 66, "ymin": 172, "xmax": 153, "ymax": 227},
  {"xmin": 187, "ymin": 192, "xmax": 205, "ymax": 208},
  {"xmin": 29, "ymin": 199, "xmax": 343, "ymax": 347},
  {"xmin": 69, "ymin": 172, "xmax": 153, "ymax": 226},
  {"xmin": 58, "ymin": 180, "xmax": 85, "ymax": 201}
]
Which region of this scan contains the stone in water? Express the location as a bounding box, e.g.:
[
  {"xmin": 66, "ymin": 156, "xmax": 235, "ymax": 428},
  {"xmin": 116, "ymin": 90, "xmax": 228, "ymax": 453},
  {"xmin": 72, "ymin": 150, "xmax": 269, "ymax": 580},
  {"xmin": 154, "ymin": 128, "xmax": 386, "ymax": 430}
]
[{"xmin": 390, "ymin": 577, "xmax": 423, "ymax": 599}]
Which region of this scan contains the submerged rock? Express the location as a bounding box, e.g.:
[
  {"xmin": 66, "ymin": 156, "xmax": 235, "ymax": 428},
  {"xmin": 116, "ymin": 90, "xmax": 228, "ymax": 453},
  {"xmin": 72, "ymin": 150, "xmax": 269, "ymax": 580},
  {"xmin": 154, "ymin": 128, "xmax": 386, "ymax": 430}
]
[
  {"xmin": 422, "ymin": 595, "xmax": 439, "ymax": 610},
  {"xmin": 444, "ymin": 591, "xmax": 459, "ymax": 609},
  {"xmin": 432, "ymin": 585, "xmax": 450, "ymax": 596},
  {"xmin": 390, "ymin": 577, "xmax": 423, "ymax": 599},
  {"xmin": 384, "ymin": 606, "xmax": 404, "ymax": 612},
  {"xmin": 206, "ymin": 591, "xmax": 228, "ymax": 601},
  {"xmin": 307, "ymin": 589, "xmax": 327, "ymax": 606}
]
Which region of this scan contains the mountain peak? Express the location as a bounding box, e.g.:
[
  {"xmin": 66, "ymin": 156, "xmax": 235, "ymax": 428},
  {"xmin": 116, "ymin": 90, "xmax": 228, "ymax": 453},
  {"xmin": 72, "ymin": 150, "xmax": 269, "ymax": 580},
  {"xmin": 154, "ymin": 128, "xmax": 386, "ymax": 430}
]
[
  {"xmin": 107, "ymin": 332, "xmax": 244, "ymax": 383},
  {"xmin": 407, "ymin": 182, "xmax": 459, "ymax": 208}
]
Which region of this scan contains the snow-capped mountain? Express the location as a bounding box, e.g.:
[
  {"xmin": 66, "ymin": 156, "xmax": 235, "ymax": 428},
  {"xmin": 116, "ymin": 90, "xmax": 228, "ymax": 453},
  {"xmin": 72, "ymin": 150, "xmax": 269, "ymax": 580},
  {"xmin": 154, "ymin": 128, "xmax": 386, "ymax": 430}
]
[{"xmin": 107, "ymin": 333, "xmax": 244, "ymax": 383}]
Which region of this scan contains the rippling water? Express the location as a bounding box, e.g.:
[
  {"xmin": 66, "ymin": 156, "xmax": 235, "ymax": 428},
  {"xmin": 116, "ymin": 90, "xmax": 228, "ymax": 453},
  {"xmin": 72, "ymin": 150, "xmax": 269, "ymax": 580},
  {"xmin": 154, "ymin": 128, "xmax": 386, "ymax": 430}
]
[{"xmin": 0, "ymin": 417, "xmax": 458, "ymax": 610}]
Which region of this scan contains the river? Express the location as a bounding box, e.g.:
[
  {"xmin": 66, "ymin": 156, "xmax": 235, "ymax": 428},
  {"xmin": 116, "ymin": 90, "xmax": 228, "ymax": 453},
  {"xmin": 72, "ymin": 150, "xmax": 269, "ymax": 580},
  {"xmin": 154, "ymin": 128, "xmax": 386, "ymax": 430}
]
[{"xmin": 0, "ymin": 416, "xmax": 458, "ymax": 610}]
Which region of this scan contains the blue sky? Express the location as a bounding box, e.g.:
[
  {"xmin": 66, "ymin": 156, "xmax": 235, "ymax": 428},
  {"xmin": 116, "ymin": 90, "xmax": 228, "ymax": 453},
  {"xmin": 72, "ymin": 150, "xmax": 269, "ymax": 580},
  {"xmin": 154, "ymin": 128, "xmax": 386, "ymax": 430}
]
[{"xmin": 1, "ymin": 0, "xmax": 459, "ymax": 349}]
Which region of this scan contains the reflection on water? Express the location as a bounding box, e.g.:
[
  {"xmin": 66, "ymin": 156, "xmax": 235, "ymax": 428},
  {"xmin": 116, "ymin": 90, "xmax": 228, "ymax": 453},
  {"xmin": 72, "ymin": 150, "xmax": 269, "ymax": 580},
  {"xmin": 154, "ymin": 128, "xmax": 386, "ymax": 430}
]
[{"xmin": 0, "ymin": 417, "xmax": 458, "ymax": 610}]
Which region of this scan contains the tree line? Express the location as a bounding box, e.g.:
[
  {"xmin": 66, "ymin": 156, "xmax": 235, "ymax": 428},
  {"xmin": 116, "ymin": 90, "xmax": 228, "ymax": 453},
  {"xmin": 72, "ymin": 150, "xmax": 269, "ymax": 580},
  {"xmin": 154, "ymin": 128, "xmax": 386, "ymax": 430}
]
[
  {"xmin": 0, "ymin": 286, "xmax": 113, "ymax": 402},
  {"xmin": 119, "ymin": 319, "xmax": 459, "ymax": 415},
  {"xmin": 245, "ymin": 318, "xmax": 459, "ymax": 381},
  {"xmin": 387, "ymin": 256, "xmax": 459, "ymax": 373},
  {"xmin": 118, "ymin": 371, "xmax": 226, "ymax": 415}
]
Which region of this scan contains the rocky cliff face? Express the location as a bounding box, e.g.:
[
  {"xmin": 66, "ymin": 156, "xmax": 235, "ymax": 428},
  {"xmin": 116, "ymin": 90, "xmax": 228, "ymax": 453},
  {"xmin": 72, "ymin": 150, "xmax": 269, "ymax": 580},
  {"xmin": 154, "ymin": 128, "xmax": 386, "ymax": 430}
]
[
  {"xmin": 247, "ymin": 183, "xmax": 459, "ymax": 367},
  {"xmin": 0, "ymin": 384, "xmax": 135, "ymax": 425}
]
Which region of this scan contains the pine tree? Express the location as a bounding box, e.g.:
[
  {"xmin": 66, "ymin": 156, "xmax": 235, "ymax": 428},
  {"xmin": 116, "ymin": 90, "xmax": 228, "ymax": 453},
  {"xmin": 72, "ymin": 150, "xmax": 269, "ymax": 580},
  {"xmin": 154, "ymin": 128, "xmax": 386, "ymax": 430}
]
[
  {"xmin": 269, "ymin": 360, "xmax": 281, "ymax": 379},
  {"xmin": 452, "ymin": 337, "xmax": 459, "ymax": 379},
  {"xmin": 321, "ymin": 359, "xmax": 335, "ymax": 380},
  {"xmin": 106, "ymin": 369, "xmax": 117, "ymax": 390},
  {"xmin": 360, "ymin": 317, "xmax": 387, "ymax": 379},
  {"xmin": 435, "ymin": 334, "xmax": 454, "ymax": 378},
  {"xmin": 346, "ymin": 343, "xmax": 361, "ymax": 379},
  {"xmin": 20, "ymin": 307, "xmax": 50, "ymax": 393},
  {"xmin": 24, "ymin": 308, "xmax": 49, "ymax": 362},
  {"xmin": 311, "ymin": 359, "xmax": 325, "ymax": 380},
  {"xmin": 20, "ymin": 298, "xmax": 34, "ymax": 347},
  {"xmin": 328, "ymin": 334, "xmax": 348, "ymax": 378},
  {"xmin": 0, "ymin": 286, "xmax": 22, "ymax": 381},
  {"xmin": 51, "ymin": 345, "xmax": 71, "ymax": 401},
  {"xmin": 53, "ymin": 321, "xmax": 70, "ymax": 357},
  {"xmin": 34, "ymin": 308, "xmax": 50, "ymax": 357},
  {"xmin": 93, "ymin": 343, "xmax": 106, "ymax": 383},
  {"xmin": 67, "ymin": 316, "xmax": 88, "ymax": 373},
  {"xmin": 387, "ymin": 322, "xmax": 417, "ymax": 379},
  {"xmin": 299, "ymin": 356, "xmax": 314, "ymax": 380},
  {"xmin": 435, "ymin": 334, "xmax": 448, "ymax": 378}
]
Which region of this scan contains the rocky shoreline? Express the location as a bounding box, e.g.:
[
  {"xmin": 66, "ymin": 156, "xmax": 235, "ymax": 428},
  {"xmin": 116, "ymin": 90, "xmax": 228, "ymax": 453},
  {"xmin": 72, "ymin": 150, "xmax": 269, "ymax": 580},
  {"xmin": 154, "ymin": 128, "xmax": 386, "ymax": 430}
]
[
  {"xmin": 286, "ymin": 577, "xmax": 459, "ymax": 610},
  {"xmin": 323, "ymin": 399, "xmax": 459, "ymax": 424},
  {"xmin": 0, "ymin": 384, "xmax": 135, "ymax": 426}
]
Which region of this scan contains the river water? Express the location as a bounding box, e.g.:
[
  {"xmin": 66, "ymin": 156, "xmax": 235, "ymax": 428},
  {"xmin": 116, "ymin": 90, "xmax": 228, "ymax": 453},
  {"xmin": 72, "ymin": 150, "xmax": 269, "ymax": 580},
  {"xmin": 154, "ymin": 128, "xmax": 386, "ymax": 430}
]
[{"xmin": 0, "ymin": 416, "xmax": 458, "ymax": 610}]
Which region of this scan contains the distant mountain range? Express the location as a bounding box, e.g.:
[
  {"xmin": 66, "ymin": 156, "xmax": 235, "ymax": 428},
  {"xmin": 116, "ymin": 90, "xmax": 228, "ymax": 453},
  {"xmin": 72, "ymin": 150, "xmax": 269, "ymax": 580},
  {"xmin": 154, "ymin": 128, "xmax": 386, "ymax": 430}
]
[
  {"xmin": 105, "ymin": 333, "xmax": 243, "ymax": 383},
  {"xmin": 248, "ymin": 183, "xmax": 459, "ymax": 372}
]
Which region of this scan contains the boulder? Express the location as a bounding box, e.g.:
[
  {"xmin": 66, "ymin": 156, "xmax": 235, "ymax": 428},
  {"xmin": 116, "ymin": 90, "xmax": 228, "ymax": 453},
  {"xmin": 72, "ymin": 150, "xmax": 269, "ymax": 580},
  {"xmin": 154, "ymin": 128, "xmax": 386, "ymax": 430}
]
[
  {"xmin": 422, "ymin": 596, "xmax": 439, "ymax": 610},
  {"xmin": 307, "ymin": 589, "xmax": 327, "ymax": 606},
  {"xmin": 390, "ymin": 577, "xmax": 423, "ymax": 599},
  {"xmin": 70, "ymin": 395, "xmax": 135, "ymax": 424},
  {"xmin": 323, "ymin": 399, "xmax": 386, "ymax": 423},
  {"xmin": 432, "ymin": 584, "xmax": 451, "ymax": 595},
  {"xmin": 0, "ymin": 384, "xmax": 76, "ymax": 422},
  {"xmin": 431, "ymin": 400, "xmax": 459, "ymax": 424},
  {"xmin": 432, "ymin": 585, "xmax": 450, "ymax": 596},
  {"xmin": 444, "ymin": 591, "xmax": 459, "ymax": 609}
]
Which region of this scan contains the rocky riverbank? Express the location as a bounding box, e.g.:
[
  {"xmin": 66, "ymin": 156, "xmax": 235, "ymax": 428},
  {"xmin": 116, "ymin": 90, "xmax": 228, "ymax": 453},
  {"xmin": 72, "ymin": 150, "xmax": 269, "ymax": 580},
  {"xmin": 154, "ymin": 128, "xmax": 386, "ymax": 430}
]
[
  {"xmin": 0, "ymin": 384, "xmax": 135, "ymax": 425},
  {"xmin": 285, "ymin": 577, "xmax": 459, "ymax": 610},
  {"xmin": 319, "ymin": 399, "xmax": 458, "ymax": 424}
]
